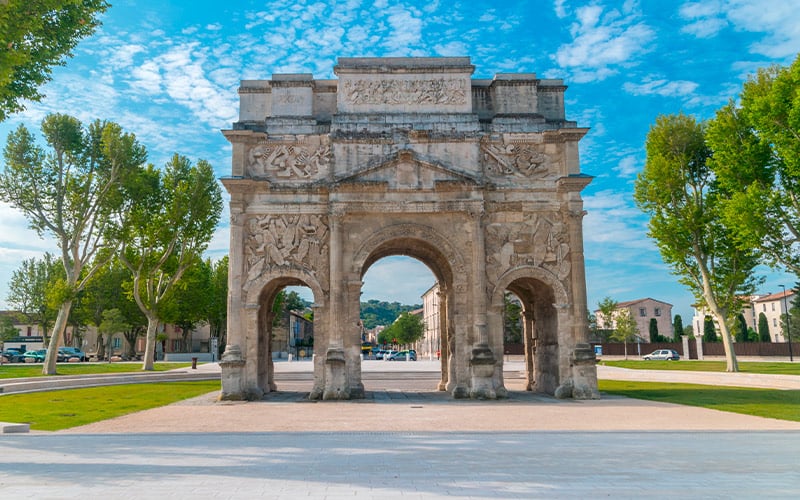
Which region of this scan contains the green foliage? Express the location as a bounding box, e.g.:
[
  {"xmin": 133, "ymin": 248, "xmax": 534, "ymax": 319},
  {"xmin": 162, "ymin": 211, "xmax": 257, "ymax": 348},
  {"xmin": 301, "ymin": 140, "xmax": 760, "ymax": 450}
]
[
  {"xmin": 207, "ymin": 256, "xmax": 228, "ymax": 354},
  {"xmin": 649, "ymin": 318, "xmax": 659, "ymax": 342},
  {"xmin": 734, "ymin": 314, "xmax": 749, "ymax": 343},
  {"xmin": 0, "ymin": 315, "xmax": 20, "ymax": 342},
  {"xmin": 160, "ymin": 258, "xmax": 213, "ymax": 352},
  {"xmin": 703, "ymin": 316, "xmax": 718, "ymax": 342},
  {"xmin": 360, "ymin": 300, "xmax": 420, "ymax": 330},
  {"xmin": 709, "ymin": 54, "xmax": 800, "ymax": 274},
  {"xmin": 503, "ymin": 293, "xmax": 522, "ymax": 343},
  {"xmin": 758, "ymin": 312, "xmax": 771, "ymax": 342},
  {"xmin": 6, "ymin": 252, "xmax": 60, "ymax": 340},
  {"xmin": 0, "ymin": 1, "xmax": 109, "ymax": 120},
  {"xmin": 672, "ymin": 314, "xmax": 684, "ymax": 341},
  {"xmin": 379, "ymin": 312, "xmax": 423, "ymax": 346}
]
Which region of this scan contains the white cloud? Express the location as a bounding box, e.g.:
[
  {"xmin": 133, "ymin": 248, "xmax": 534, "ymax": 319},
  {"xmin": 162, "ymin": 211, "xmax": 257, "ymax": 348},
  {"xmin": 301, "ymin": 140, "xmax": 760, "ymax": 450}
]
[
  {"xmin": 554, "ymin": 2, "xmax": 655, "ymax": 82},
  {"xmin": 362, "ymin": 256, "xmax": 435, "ymax": 305},
  {"xmin": 623, "ymin": 78, "xmax": 699, "ymax": 98},
  {"xmin": 614, "ymin": 155, "xmax": 640, "ymax": 177}
]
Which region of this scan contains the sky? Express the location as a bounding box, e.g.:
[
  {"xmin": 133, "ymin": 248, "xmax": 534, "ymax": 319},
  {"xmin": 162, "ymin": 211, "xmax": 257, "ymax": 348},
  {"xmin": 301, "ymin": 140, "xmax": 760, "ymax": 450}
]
[{"xmin": 1, "ymin": 0, "xmax": 798, "ymax": 321}]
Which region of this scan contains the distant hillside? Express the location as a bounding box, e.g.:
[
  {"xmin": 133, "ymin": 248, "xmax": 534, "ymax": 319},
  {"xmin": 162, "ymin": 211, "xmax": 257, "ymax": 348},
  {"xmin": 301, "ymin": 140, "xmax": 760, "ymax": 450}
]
[{"xmin": 360, "ymin": 299, "xmax": 421, "ymax": 330}]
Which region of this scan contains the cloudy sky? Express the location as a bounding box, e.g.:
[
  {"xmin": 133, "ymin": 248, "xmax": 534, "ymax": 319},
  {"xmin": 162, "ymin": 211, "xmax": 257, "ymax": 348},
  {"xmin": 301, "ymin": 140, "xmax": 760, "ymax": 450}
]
[{"xmin": 1, "ymin": 0, "xmax": 798, "ymax": 321}]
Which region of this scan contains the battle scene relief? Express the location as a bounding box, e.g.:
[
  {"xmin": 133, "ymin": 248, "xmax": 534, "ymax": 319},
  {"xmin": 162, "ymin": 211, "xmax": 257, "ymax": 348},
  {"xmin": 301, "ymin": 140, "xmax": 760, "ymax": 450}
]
[
  {"xmin": 481, "ymin": 139, "xmax": 562, "ymax": 179},
  {"xmin": 244, "ymin": 214, "xmax": 329, "ymax": 288}
]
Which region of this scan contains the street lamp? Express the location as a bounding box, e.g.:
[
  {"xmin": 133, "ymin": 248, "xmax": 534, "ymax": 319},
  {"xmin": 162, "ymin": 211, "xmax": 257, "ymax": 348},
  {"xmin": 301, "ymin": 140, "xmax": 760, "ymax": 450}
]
[{"xmin": 779, "ymin": 285, "xmax": 794, "ymax": 362}]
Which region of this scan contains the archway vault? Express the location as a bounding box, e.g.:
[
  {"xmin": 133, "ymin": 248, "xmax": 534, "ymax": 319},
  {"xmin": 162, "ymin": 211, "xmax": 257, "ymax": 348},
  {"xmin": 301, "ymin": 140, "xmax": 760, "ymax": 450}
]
[{"xmin": 219, "ymin": 56, "xmax": 598, "ymax": 402}]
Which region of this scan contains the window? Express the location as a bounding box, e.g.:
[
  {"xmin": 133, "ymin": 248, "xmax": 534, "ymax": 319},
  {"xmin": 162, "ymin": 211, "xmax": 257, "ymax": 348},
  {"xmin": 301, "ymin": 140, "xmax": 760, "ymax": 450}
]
[
  {"xmin": 654, "ymin": 308, "xmax": 661, "ymax": 317},
  {"xmin": 772, "ymin": 303, "xmax": 775, "ymax": 311},
  {"xmin": 763, "ymin": 304, "xmax": 766, "ymax": 311},
  {"xmin": 639, "ymin": 308, "xmax": 646, "ymax": 317},
  {"xmin": 112, "ymin": 337, "xmax": 122, "ymax": 349},
  {"xmin": 773, "ymin": 318, "xmax": 777, "ymax": 327}
]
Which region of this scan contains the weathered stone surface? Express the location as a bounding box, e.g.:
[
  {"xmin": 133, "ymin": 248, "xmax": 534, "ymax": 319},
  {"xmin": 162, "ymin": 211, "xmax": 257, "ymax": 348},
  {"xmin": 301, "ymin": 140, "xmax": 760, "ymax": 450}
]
[{"xmin": 221, "ymin": 56, "xmax": 597, "ymax": 401}]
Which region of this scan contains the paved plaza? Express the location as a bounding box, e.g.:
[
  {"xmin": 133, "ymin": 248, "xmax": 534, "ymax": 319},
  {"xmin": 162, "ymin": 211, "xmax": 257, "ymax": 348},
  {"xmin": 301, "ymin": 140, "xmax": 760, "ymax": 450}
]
[{"xmin": 1, "ymin": 360, "xmax": 799, "ymax": 498}]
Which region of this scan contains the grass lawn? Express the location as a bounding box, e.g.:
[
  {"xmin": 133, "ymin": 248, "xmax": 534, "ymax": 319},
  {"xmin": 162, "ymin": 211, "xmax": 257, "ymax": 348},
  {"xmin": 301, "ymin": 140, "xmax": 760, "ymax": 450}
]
[
  {"xmin": 0, "ymin": 381, "xmax": 220, "ymax": 431},
  {"xmin": 600, "ymin": 360, "xmax": 800, "ymax": 375},
  {"xmin": 599, "ymin": 380, "xmax": 800, "ymax": 422},
  {"xmin": 0, "ymin": 362, "xmax": 193, "ymax": 379}
]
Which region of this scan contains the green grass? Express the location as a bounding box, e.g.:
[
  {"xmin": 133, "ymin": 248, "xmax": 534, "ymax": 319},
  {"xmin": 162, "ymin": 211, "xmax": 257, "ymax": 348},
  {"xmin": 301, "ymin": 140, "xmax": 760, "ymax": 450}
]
[
  {"xmin": 599, "ymin": 380, "xmax": 800, "ymax": 422},
  {"xmin": 0, "ymin": 381, "xmax": 220, "ymax": 431},
  {"xmin": 601, "ymin": 360, "xmax": 800, "ymax": 375},
  {"xmin": 0, "ymin": 362, "xmax": 193, "ymax": 379}
]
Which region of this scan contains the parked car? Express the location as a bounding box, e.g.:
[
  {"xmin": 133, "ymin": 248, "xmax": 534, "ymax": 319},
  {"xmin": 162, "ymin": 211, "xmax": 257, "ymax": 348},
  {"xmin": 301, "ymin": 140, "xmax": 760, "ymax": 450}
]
[
  {"xmin": 59, "ymin": 347, "xmax": 87, "ymax": 362},
  {"xmin": 388, "ymin": 350, "xmax": 417, "ymax": 361},
  {"xmin": 22, "ymin": 349, "xmax": 46, "ymax": 362},
  {"xmin": 1, "ymin": 348, "xmax": 25, "ymax": 362},
  {"xmin": 643, "ymin": 349, "xmax": 680, "ymax": 361}
]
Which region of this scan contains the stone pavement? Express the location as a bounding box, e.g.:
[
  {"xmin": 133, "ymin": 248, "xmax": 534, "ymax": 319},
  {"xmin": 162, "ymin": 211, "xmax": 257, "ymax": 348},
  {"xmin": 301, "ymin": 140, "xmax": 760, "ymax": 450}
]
[{"xmin": 1, "ymin": 360, "xmax": 799, "ymax": 498}]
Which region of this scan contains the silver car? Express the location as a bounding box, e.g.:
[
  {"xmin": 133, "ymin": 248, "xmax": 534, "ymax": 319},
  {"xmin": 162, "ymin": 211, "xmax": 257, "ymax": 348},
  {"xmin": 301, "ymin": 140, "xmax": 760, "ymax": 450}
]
[{"xmin": 643, "ymin": 349, "xmax": 680, "ymax": 361}]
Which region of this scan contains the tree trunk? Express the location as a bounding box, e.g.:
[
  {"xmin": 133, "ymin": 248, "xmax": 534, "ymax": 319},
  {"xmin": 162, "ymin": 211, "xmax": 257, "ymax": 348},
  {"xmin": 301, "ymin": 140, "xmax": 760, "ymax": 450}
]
[
  {"xmin": 42, "ymin": 300, "xmax": 73, "ymax": 375},
  {"xmin": 141, "ymin": 314, "xmax": 159, "ymax": 371}
]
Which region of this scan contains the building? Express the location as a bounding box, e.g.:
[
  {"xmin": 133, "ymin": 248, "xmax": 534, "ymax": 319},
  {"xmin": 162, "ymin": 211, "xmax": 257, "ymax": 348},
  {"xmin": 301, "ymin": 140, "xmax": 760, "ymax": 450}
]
[
  {"xmin": 691, "ymin": 289, "xmax": 796, "ymax": 342},
  {"xmin": 594, "ymin": 298, "xmax": 674, "ymax": 342},
  {"xmin": 417, "ymin": 283, "xmax": 441, "ymax": 359}
]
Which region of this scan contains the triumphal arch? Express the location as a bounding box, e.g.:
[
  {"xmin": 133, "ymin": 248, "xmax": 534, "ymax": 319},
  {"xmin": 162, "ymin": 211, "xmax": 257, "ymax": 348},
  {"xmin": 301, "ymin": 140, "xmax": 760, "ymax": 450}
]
[{"xmin": 220, "ymin": 57, "xmax": 599, "ymax": 401}]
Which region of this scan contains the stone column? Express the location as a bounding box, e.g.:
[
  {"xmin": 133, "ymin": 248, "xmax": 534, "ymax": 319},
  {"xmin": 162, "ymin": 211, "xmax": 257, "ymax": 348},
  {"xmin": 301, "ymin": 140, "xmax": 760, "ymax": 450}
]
[
  {"xmin": 221, "ymin": 199, "xmax": 246, "ymax": 400},
  {"xmin": 681, "ymin": 335, "xmax": 690, "ymax": 360},
  {"xmin": 437, "ymin": 287, "xmax": 449, "ymax": 391},
  {"xmin": 695, "ymin": 336, "xmax": 704, "ymax": 360},
  {"xmin": 523, "ymin": 309, "xmax": 535, "ymax": 391},
  {"xmin": 322, "ymin": 211, "xmax": 347, "ymax": 400},
  {"xmin": 469, "ymin": 207, "xmax": 497, "ymax": 399},
  {"xmin": 567, "ymin": 208, "xmax": 590, "ymax": 345}
]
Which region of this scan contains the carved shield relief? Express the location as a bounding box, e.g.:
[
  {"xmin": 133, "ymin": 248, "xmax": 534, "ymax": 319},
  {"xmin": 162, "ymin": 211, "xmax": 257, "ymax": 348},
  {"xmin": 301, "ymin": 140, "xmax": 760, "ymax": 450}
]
[
  {"xmin": 480, "ymin": 137, "xmax": 563, "ymax": 181},
  {"xmin": 247, "ymin": 136, "xmax": 331, "ymax": 181}
]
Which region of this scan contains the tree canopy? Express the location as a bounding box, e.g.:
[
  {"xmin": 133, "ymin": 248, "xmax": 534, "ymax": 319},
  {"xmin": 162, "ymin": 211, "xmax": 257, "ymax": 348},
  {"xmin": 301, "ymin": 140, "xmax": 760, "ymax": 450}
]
[
  {"xmin": 634, "ymin": 113, "xmax": 761, "ymax": 372},
  {"xmin": 378, "ymin": 312, "xmax": 423, "ymax": 346},
  {"xmin": 0, "ymin": 0, "xmax": 109, "ymax": 121}
]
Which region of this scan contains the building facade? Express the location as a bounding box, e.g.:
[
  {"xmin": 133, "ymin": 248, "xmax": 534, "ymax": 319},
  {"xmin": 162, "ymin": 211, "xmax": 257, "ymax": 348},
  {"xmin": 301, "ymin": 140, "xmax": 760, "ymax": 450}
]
[{"xmin": 595, "ymin": 298, "xmax": 674, "ymax": 342}]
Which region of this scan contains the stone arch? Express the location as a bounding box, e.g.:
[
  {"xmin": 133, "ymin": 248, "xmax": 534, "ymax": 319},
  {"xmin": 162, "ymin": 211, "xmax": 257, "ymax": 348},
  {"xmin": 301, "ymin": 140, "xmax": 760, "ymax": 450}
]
[
  {"xmin": 351, "ymin": 222, "xmax": 468, "ymax": 395},
  {"xmin": 238, "ymin": 270, "xmax": 324, "ymax": 399},
  {"xmin": 489, "ymin": 266, "xmax": 570, "ymax": 396}
]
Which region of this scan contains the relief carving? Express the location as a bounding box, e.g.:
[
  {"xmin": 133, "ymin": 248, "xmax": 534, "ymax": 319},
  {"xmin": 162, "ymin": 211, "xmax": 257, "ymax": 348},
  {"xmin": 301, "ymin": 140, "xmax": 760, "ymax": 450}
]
[
  {"xmin": 247, "ymin": 141, "xmax": 331, "ymax": 180},
  {"xmin": 481, "ymin": 142, "xmax": 558, "ymax": 178},
  {"xmin": 244, "ymin": 214, "xmax": 329, "ymax": 287},
  {"xmin": 486, "ymin": 213, "xmax": 571, "ymax": 283},
  {"xmin": 342, "ymin": 79, "xmax": 467, "ymax": 105}
]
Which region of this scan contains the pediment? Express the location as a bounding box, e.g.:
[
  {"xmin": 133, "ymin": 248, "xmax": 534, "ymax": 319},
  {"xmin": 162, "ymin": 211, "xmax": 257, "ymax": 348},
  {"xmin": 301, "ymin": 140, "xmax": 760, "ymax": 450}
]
[{"xmin": 337, "ymin": 150, "xmax": 479, "ymax": 190}]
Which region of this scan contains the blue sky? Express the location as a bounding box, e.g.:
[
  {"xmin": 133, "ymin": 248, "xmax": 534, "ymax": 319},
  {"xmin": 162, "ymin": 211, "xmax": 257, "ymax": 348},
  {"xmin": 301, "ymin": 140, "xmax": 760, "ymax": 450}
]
[{"xmin": 1, "ymin": 0, "xmax": 798, "ymax": 321}]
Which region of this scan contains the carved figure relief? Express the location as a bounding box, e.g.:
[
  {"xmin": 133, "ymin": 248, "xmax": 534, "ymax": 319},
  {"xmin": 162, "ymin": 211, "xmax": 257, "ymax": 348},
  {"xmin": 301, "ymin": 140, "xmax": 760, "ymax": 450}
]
[
  {"xmin": 244, "ymin": 214, "xmax": 329, "ymax": 287},
  {"xmin": 481, "ymin": 142, "xmax": 557, "ymax": 178},
  {"xmin": 486, "ymin": 213, "xmax": 571, "ymax": 283},
  {"xmin": 342, "ymin": 79, "xmax": 467, "ymax": 105},
  {"xmin": 247, "ymin": 141, "xmax": 331, "ymax": 180}
]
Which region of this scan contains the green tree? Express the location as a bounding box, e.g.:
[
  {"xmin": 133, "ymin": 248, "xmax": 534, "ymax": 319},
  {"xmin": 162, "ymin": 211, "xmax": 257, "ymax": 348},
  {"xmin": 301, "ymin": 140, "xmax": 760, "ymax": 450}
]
[
  {"xmin": 708, "ymin": 55, "xmax": 800, "ymax": 274},
  {"xmin": 758, "ymin": 312, "xmax": 771, "ymax": 342},
  {"xmin": 6, "ymin": 252, "xmax": 60, "ymax": 344},
  {"xmin": 649, "ymin": 318, "xmax": 659, "ymax": 342},
  {"xmin": 703, "ymin": 316, "xmax": 718, "ymax": 342},
  {"xmin": 0, "ymin": 315, "xmax": 20, "ymax": 342},
  {"xmin": 672, "ymin": 314, "xmax": 684, "ymax": 341},
  {"xmin": 379, "ymin": 312, "xmax": 423, "ymax": 347},
  {"xmin": 1, "ymin": 114, "xmax": 146, "ymax": 373},
  {"xmin": 97, "ymin": 308, "xmax": 129, "ymax": 361},
  {"xmin": 206, "ymin": 256, "xmax": 228, "ymax": 357},
  {"xmin": 160, "ymin": 258, "xmax": 213, "ymax": 352},
  {"xmin": 503, "ymin": 292, "xmax": 522, "ymax": 343},
  {"xmin": 116, "ymin": 154, "xmax": 222, "ymax": 370},
  {"xmin": 360, "ymin": 300, "xmax": 419, "ymax": 330},
  {"xmin": 596, "ymin": 296, "xmax": 618, "ymax": 331},
  {"xmin": 734, "ymin": 314, "xmax": 749, "ymax": 343},
  {"xmin": 634, "ymin": 113, "xmax": 761, "ymax": 372},
  {"xmin": 611, "ymin": 309, "xmax": 639, "ymax": 359},
  {"xmin": 0, "ymin": 1, "xmax": 109, "ymax": 121}
]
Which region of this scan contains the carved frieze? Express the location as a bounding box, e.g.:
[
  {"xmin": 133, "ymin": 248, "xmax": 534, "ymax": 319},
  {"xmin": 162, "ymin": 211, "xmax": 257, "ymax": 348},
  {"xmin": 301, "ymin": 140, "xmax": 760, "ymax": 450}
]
[
  {"xmin": 481, "ymin": 140, "xmax": 560, "ymax": 179},
  {"xmin": 342, "ymin": 79, "xmax": 467, "ymax": 105},
  {"xmin": 244, "ymin": 214, "xmax": 329, "ymax": 288},
  {"xmin": 247, "ymin": 138, "xmax": 331, "ymax": 180},
  {"xmin": 485, "ymin": 212, "xmax": 572, "ymax": 284}
]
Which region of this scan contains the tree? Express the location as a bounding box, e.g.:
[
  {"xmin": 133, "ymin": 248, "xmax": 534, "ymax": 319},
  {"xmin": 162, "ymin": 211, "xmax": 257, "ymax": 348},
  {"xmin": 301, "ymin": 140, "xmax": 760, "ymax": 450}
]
[
  {"xmin": 97, "ymin": 308, "xmax": 129, "ymax": 361},
  {"xmin": 0, "ymin": 315, "xmax": 19, "ymax": 342},
  {"xmin": 611, "ymin": 309, "xmax": 639, "ymax": 359},
  {"xmin": 379, "ymin": 312, "xmax": 423, "ymax": 347},
  {"xmin": 206, "ymin": 256, "xmax": 228, "ymax": 357},
  {"xmin": 634, "ymin": 113, "xmax": 761, "ymax": 372},
  {"xmin": 703, "ymin": 316, "xmax": 718, "ymax": 342},
  {"xmin": 734, "ymin": 314, "xmax": 749, "ymax": 343},
  {"xmin": 503, "ymin": 292, "xmax": 522, "ymax": 343},
  {"xmin": 116, "ymin": 154, "xmax": 222, "ymax": 370},
  {"xmin": 0, "ymin": 1, "xmax": 109, "ymax": 121},
  {"xmin": 6, "ymin": 252, "xmax": 60, "ymax": 344},
  {"xmin": 708, "ymin": 55, "xmax": 800, "ymax": 275},
  {"xmin": 160, "ymin": 258, "xmax": 213, "ymax": 352},
  {"xmin": 673, "ymin": 315, "xmax": 684, "ymax": 341},
  {"xmin": 0, "ymin": 114, "xmax": 146, "ymax": 374},
  {"xmin": 649, "ymin": 318, "xmax": 659, "ymax": 342},
  {"xmin": 758, "ymin": 312, "xmax": 771, "ymax": 342}
]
